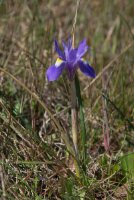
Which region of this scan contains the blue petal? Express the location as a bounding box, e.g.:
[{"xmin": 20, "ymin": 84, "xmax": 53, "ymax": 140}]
[
  {"xmin": 62, "ymin": 40, "xmax": 69, "ymax": 59},
  {"xmin": 78, "ymin": 60, "xmax": 96, "ymax": 78},
  {"xmin": 62, "ymin": 40, "xmax": 67, "ymax": 49},
  {"xmin": 62, "ymin": 37, "xmax": 72, "ymax": 60},
  {"xmin": 54, "ymin": 40, "xmax": 65, "ymax": 60},
  {"xmin": 62, "ymin": 37, "xmax": 72, "ymax": 50},
  {"xmin": 68, "ymin": 48, "xmax": 77, "ymax": 63},
  {"xmin": 46, "ymin": 62, "xmax": 65, "ymax": 81},
  {"xmin": 67, "ymin": 37, "xmax": 72, "ymax": 49},
  {"xmin": 77, "ymin": 39, "xmax": 89, "ymax": 59}
]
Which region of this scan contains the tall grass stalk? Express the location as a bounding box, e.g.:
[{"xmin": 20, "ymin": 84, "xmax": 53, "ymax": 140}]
[{"xmin": 70, "ymin": 0, "xmax": 81, "ymax": 177}]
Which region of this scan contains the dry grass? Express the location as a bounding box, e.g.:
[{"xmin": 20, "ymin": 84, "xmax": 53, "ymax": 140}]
[{"xmin": 0, "ymin": 0, "xmax": 134, "ymax": 199}]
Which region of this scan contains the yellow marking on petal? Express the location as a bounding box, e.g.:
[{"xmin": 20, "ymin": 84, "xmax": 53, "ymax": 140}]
[
  {"xmin": 55, "ymin": 58, "xmax": 63, "ymax": 67},
  {"xmin": 81, "ymin": 58, "xmax": 87, "ymax": 64},
  {"xmin": 81, "ymin": 58, "xmax": 85, "ymax": 61}
]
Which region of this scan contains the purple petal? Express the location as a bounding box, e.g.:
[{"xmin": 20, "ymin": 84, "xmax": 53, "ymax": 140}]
[
  {"xmin": 46, "ymin": 62, "xmax": 65, "ymax": 81},
  {"xmin": 77, "ymin": 39, "xmax": 89, "ymax": 59},
  {"xmin": 62, "ymin": 40, "xmax": 67, "ymax": 49},
  {"xmin": 67, "ymin": 37, "xmax": 72, "ymax": 49},
  {"xmin": 62, "ymin": 40, "xmax": 69, "ymax": 59},
  {"xmin": 78, "ymin": 60, "xmax": 96, "ymax": 78},
  {"xmin": 62, "ymin": 37, "xmax": 72, "ymax": 60},
  {"xmin": 54, "ymin": 40, "xmax": 65, "ymax": 60},
  {"xmin": 68, "ymin": 48, "xmax": 77, "ymax": 63},
  {"xmin": 62, "ymin": 37, "xmax": 72, "ymax": 50},
  {"xmin": 66, "ymin": 63, "xmax": 77, "ymax": 80}
]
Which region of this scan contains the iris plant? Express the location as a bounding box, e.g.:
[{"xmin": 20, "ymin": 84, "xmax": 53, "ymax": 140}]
[
  {"xmin": 46, "ymin": 38, "xmax": 96, "ymax": 81},
  {"xmin": 46, "ymin": 38, "xmax": 96, "ymax": 177}
]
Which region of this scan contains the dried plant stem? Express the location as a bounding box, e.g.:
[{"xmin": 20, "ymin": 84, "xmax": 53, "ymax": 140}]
[
  {"xmin": 71, "ymin": 80, "xmax": 78, "ymax": 155},
  {"xmin": 70, "ymin": 0, "xmax": 81, "ymax": 177},
  {"xmin": 0, "ymin": 154, "xmax": 6, "ymax": 200},
  {"xmin": 71, "ymin": 0, "xmax": 80, "ymax": 155},
  {"xmin": 0, "ymin": 67, "xmax": 75, "ymax": 158},
  {"xmin": 71, "ymin": 0, "xmax": 80, "ymax": 40},
  {"xmin": 71, "ymin": 79, "xmax": 80, "ymax": 177},
  {"xmin": 102, "ymin": 72, "xmax": 110, "ymax": 154},
  {"xmin": 84, "ymin": 41, "xmax": 134, "ymax": 91}
]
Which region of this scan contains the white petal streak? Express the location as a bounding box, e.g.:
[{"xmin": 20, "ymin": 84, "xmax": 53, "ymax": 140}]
[{"xmin": 55, "ymin": 58, "xmax": 64, "ymax": 68}]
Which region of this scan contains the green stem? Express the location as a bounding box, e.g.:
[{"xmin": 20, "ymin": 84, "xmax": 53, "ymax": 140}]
[{"xmin": 75, "ymin": 75, "xmax": 87, "ymax": 168}]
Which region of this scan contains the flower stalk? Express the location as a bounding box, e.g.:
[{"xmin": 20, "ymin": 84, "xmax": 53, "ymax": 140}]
[
  {"xmin": 71, "ymin": 77, "xmax": 81, "ymax": 177},
  {"xmin": 70, "ymin": 36, "xmax": 80, "ymax": 177},
  {"xmin": 71, "ymin": 79, "xmax": 78, "ymax": 155}
]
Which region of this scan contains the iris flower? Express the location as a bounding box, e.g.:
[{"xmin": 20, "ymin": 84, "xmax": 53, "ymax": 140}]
[{"xmin": 46, "ymin": 38, "xmax": 96, "ymax": 81}]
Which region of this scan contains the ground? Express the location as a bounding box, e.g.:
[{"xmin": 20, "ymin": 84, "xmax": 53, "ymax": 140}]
[{"xmin": 0, "ymin": 0, "xmax": 134, "ymax": 199}]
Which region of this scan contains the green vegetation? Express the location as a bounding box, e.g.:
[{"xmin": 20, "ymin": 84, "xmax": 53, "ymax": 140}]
[{"xmin": 0, "ymin": 0, "xmax": 134, "ymax": 199}]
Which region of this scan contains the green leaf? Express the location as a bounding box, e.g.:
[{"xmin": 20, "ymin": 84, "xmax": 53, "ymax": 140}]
[
  {"xmin": 120, "ymin": 153, "xmax": 134, "ymax": 179},
  {"xmin": 75, "ymin": 75, "xmax": 87, "ymax": 169}
]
